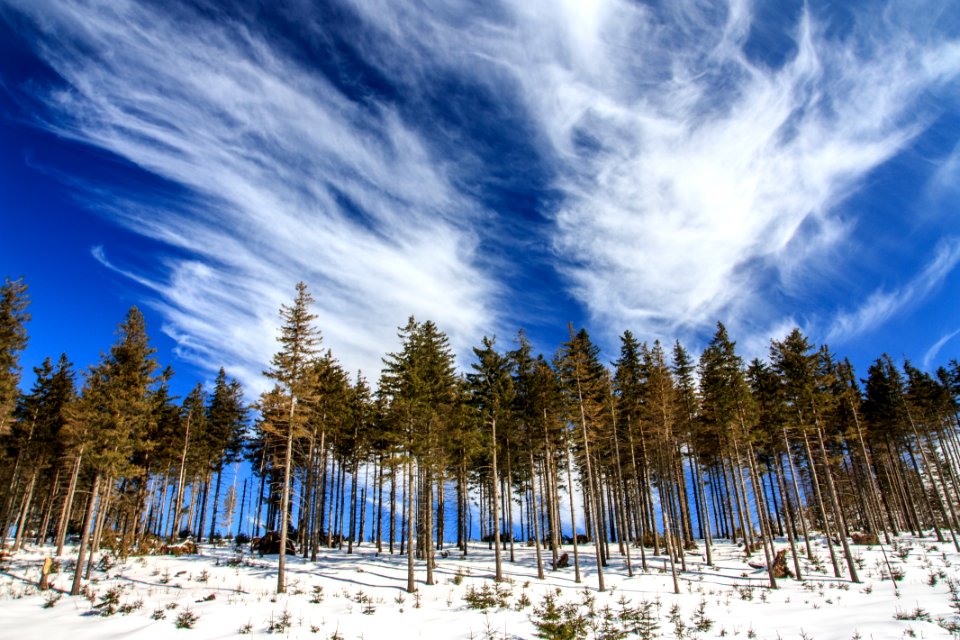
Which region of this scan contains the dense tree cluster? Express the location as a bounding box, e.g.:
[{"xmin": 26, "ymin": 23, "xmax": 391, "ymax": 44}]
[
  {"xmin": 3, "ymin": 277, "xmax": 960, "ymax": 598},
  {"xmin": 0, "ymin": 278, "xmax": 247, "ymax": 594}
]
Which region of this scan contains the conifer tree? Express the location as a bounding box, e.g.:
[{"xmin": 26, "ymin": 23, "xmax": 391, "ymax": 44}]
[
  {"xmin": 264, "ymin": 282, "xmax": 321, "ymax": 594},
  {"xmin": 3, "ymin": 355, "xmax": 75, "ymax": 550},
  {"xmin": 508, "ymin": 331, "xmax": 551, "ymax": 578},
  {"xmin": 204, "ymin": 369, "xmax": 247, "ymax": 541},
  {"xmin": 468, "ymin": 336, "xmax": 515, "ymax": 582},
  {"xmin": 71, "ymin": 307, "xmax": 158, "ymax": 595},
  {"xmin": 171, "ymin": 384, "xmax": 206, "ymax": 540},
  {"xmin": 771, "ymin": 329, "xmax": 858, "ymax": 582},
  {"xmin": 613, "ymin": 331, "xmax": 650, "ymax": 572},
  {"xmin": 0, "ymin": 277, "xmax": 30, "ymax": 436},
  {"xmin": 556, "ymin": 327, "xmax": 608, "ymax": 592},
  {"xmin": 381, "ymin": 317, "xmax": 459, "ymax": 591}
]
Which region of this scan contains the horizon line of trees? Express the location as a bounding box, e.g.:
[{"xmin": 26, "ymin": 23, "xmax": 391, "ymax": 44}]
[{"xmin": 2, "ymin": 276, "xmax": 959, "ymax": 596}]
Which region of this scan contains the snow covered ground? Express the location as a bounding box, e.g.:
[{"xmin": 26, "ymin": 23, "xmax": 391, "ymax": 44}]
[{"xmin": 1, "ymin": 534, "xmax": 958, "ymax": 639}]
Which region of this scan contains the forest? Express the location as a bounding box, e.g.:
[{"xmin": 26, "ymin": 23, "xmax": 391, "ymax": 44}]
[{"xmin": 2, "ymin": 274, "xmax": 959, "ymax": 601}]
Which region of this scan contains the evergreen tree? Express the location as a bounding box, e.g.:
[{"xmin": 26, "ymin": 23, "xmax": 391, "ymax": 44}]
[
  {"xmin": 380, "ymin": 317, "xmax": 459, "ymax": 591},
  {"xmin": 0, "ymin": 277, "xmax": 30, "ymax": 436},
  {"xmin": 468, "ymin": 336, "xmax": 515, "ymax": 581},
  {"xmin": 264, "ymin": 282, "xmax": 321, "ymax": 594},
  {"xmin": 204, "ymin": 369, "xmax": 247, "ymax": 541},
  {"xmin": 3, "ymin": 354, "xmax": 75, "ymax": 550},
  {"xmin": 71, "ymin": 307, "xmax": 158, "ymax": 595},
  {"xmin": 770, "ymin": 329, "xmax": 858, "ymax": 582},
  {"xmin": 556, "ymin": 326, "xmax": 609, "ymax": 592}
]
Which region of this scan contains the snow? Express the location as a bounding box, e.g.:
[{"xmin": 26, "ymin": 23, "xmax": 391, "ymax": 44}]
[{"xmin": 1, "ymin": 535, "xmax": 958, "ymax": 639}]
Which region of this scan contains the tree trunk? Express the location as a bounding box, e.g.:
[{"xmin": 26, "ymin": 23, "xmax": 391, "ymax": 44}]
[
  {"xmin": 529, "ymin": 450, "xmax": 545, "ymax": 579},
  {"xmin": 574, "ymin": 375, "xmax": 604, "ymax": 592},
  {"xmin": 813, "ymin": 423, "xmax": 859, "ymax": 582},
  {"xmin": 406, "ymin": 457, "xmax": 415, "ymax": 593},
  {"xmin": 56, "ymin": 447, "xmax": 84, "ymax": 555},
  {"xmin": 208, "ymin": 468, "xmax": 223, "ymax": 542},
  {"xmin": 13, "ymin": 466, "xmax": 38, "ymax": 551},
  {"xmin": 801, "ymin": 428, "xmax": 840, "ymax": 576},
  {"xmin": 564, "ymin": 445, "xmax": 581, "ymax": 584},
  {"xmin": 71, "ymin": 472, "xmax": 101, "ymax": 596},
  {"xmin": 171, "ymin": 412, "xmax": 192, "ymax": 541},
  {"xmin": 775, "ymin": 455, "xmax": 803, "ymax": 579},
  {"xmin": 86, "ymin": 475, "xmax": 111, "ymax": 579},
  {"xmin": 491, "ymin": 416, "xmax": 503, "ymax": 582},
  {"xmin": 277, "ymin": 396, "xmax": 296, "ymax": 594}
]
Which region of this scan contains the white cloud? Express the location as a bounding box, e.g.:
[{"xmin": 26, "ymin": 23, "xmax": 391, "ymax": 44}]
[
  {"xmin": 514, "ymin": 1, "xmax": 958, "ymax": 346},
  {"xmin": 10, "ymin": 0, "xmax": 500, "ymax": 392},
  {"xmin": 826, "ymin": 238, "xmax": 960, "ymax": 344},
  {"xmin": 340, "ymin": 0, "xmax": 960, "ymax": 353},
  {"xmin": 6, "ymin": 0, "xmax": 959, "ymax": 385},
  {"xmin": 923, "ymin": 328, "xmax": 960, "ymax": 371}
]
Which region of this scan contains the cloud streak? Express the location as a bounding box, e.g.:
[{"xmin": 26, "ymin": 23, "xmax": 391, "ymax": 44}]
[
  {"xmin": 827, "ymin": 238, "xmax": 960, "ymax": 344},
  {"xmin": 340, "ymin": 0, "xmax": 960, "ymax": 352},
  {"xmin": 512, "ymin": 0, "xmax": 959, "ymax": 347},
  {"xmin": 6, "ymin": 0, "xmax": 501, "ymax": 391},
  {"xmin": 3, "ymin": 0, "xmax": 958, "ymax": 386},
  {"xmin": 923, "ymin": 329, "xmax": 960, "ymax": 372}
]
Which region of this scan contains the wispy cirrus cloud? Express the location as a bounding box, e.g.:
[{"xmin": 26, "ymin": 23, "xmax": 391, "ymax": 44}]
[
  {"xmin": 923, "ymin": 328, "xmax": 960, "ymax": 371},
  {"xmin": 3, "ymin": 0, "xmax": 958, "ymax": 385},
  {"xmin": 826, "ymin": 238, "xmax": 960, "ymax": 344},
  {"xmin": 4, "ymin": 0, "xmax": 500, "ymax": 391},
  {"xmin": 510, "ymin": 1, "xmax": 960, "ymax": 348},
  {"xmin": 341, "ymin": 0, "xmax": 960, "ymax": 353}
]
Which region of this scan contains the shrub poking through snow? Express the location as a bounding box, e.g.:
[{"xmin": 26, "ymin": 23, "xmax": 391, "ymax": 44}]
[
  {"xmin": 464, "ymin": 582, "xmax": 511, "ymax": 610},
  {"xmin": 175, "ymin": 608, "xmax": 198, "ymax": 629},
  {"xmin": 529, "ymin": 591, "xmax": 588, "ymax": 640}
]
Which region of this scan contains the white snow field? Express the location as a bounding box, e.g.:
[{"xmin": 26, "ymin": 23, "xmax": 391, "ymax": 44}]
[{"xmin": 1, "ymin": 534, "xmax": 958, "ymax": 639}]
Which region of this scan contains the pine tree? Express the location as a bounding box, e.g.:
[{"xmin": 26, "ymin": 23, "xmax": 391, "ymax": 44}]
[
  {"xmin": 71, "ymin": 307, "xmax": 158, "ymax": 595},
  {"xmin": 771, "ymin": 329, "xmax": 858, "ymax": 582},
  {"xmin": 264, "ymin": 282, "xmax": 321, "ymax": 594},
  {"xmin": 0, "ymin": 277, "xmax": 30, "ymax": 436},
  {"xmin": 556, "ymin": 326, "xmax": 609, "ymax": 592},
  {"xmin": 381, "ymin": 317, "xmax": 459, "ymax": 591},
  {"xmin": 3, "ymin": 354, "xmax": 75, "ymax": 550},
  {"xmin": 468, "ymin": 336, "xmax": 515, "ymax": 582},
  {"xmin": 204, "ymin": 369, "xmax": 247, "ymax": 542}
]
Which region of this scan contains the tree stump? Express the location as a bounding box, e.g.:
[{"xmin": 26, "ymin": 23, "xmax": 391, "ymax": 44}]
[
  {"xmin": 39, "ymin": 557, "xmax": 54, "ymax": 590},
  {"xmin": 771, "ymin": 549, "xmax": 793, "ymax": 579}
]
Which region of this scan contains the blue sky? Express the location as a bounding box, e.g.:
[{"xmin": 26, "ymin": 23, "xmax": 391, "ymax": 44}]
[{"xmin": 1, "ymin": 0, "xmax": 959, "ymax": 398}]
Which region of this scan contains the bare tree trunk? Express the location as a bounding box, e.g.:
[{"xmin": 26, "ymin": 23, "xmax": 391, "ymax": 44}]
[
  {"xmin": 573, "ymin": 376, "xmax": 604, "ymax": 592},
  {"xmin": 171, "ymin": 413, "xmax": 192, "ymax": 541},
  {"xmin": 505, "ymin": 443, "xmax": 516, "ymax": 564},
  {"xmin": 86, "ymin": 475, "xmax": 112, "ymax": 579},
  {"xmin": 610, "ymin": 417, "xmax": 633, "ymax": 577},
  {"xmin": 745, "ymin": 441, "xmax": 777, "ymax": 588},
  {"xmin": 801, "ymin": 429, "xmax": 840, "ymax": 577},
  {"xmin": 694, "ymin": 452, "xmax": 713, "ymax": 566},
  {"xmin": 424, "ymin": 466, "xmax": 435, "ymax": 585},
  {"xmin": 813, "ymin": 423, "xmax": 859, "ymax": 582},
  {"xmin": 36, "ymin": 465, "xmax": 61, "ymax": 547},
  {"xmin": 564, "ymin": 446, "xmax": 581, "ymax": 584},
  {"xmin": 406, "ymin": 457, "xmax": 415, "ymax": 593},
  {"xmin": 56, "ymin": 447, "xmax": 84, "ymax": 555},
  {"xmin": 277, "ymin": 396, "xmax": 296, "ymax": 594},
  {"xmin": 491, "ymin": 416, "xmax": 503, "ymax": 581},
  {"xmin": 208, "ymin": 468, "xmax": 223, "ymax": 543},
  {"xmin": 783, "ymin": 430, "xmax": 814, "ymax": 559},
  {"xmin": 657, "ymin": 456, "xmax": 680, "ymax": 594},
  {"xmin": 529, "ymin": 450, "xmax": 545, "ymax": 579},
  {"xmin": 626, "ymin": 419, "xmax": 649, "ymax": 571},
  {"xmin": 71, "ymin": 472, "xmax": 101, "ymax": 596},
  {"xmin": 13, "ymin": 466, "xmax": 38, "ymax": 551},
  {"xmin": 775, "ymin": 456, "xmax": 803, "ymax": 579}
]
